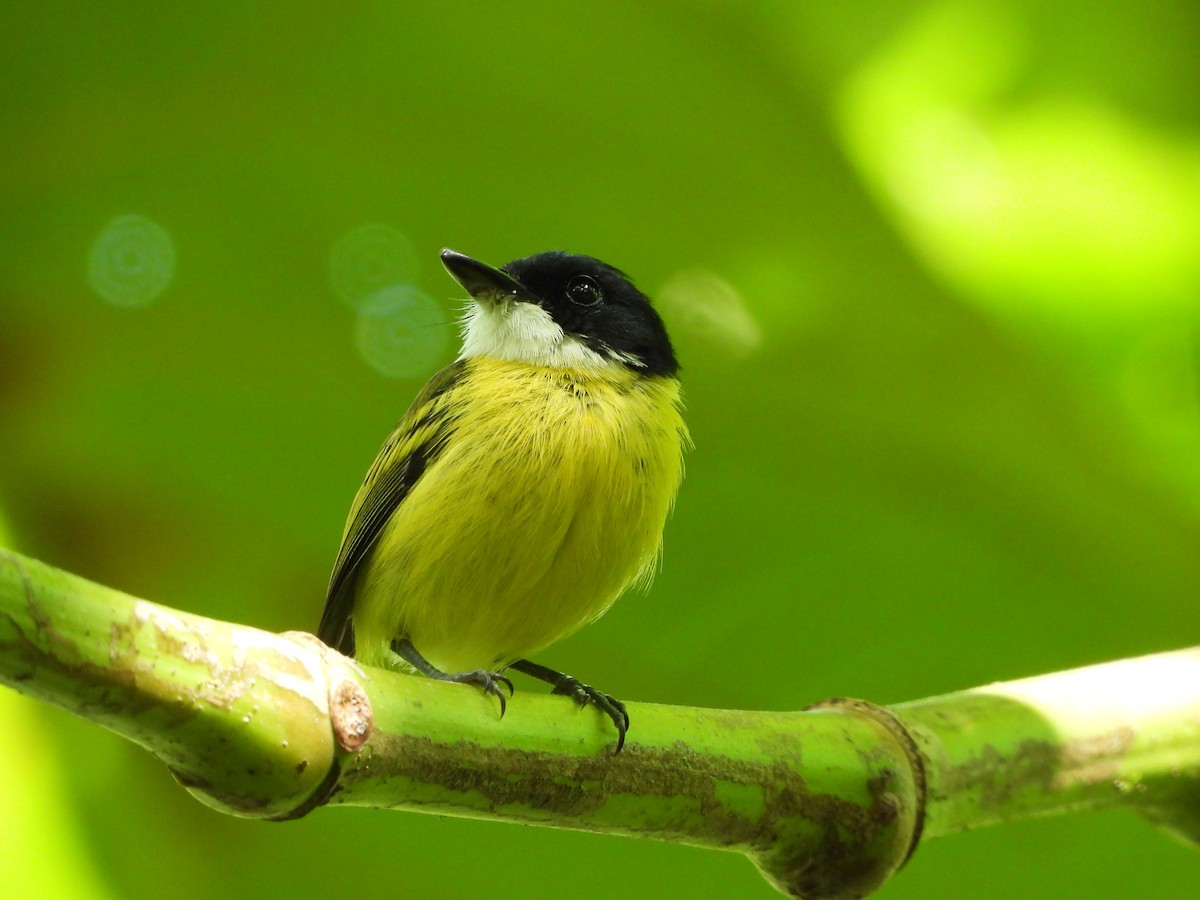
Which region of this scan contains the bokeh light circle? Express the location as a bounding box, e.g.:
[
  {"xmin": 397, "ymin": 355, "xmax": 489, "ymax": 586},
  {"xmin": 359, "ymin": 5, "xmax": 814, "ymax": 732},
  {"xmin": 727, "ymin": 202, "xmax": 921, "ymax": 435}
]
[
  {"xmin": 354, "ymin": 285, "xmax": 449, "ymax": 379},
  {"xmin": 658, "ymin": 269, "xmax": 762, "ymax": 357},
  {"xmin": 87, "ymin": 214, "xmax": 176, "ymax": 308},
  {"xmin": 329, "ymin": 224, "xmax": 419, "ymax": 308}
]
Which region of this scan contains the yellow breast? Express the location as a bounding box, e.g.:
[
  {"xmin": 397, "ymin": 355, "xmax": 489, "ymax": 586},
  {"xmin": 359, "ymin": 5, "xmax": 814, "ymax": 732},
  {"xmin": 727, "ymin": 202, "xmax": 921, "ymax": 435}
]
[{"xmin": 353, "ymin": 357, "xmax": 687, "ymax": 673}]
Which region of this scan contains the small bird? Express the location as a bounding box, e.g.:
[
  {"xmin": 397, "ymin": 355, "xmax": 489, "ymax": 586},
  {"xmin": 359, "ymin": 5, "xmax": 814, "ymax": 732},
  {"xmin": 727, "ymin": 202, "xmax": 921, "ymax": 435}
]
[{"xmin": 319, "ymin": 248, "xmax": 687, "ymax": 751}]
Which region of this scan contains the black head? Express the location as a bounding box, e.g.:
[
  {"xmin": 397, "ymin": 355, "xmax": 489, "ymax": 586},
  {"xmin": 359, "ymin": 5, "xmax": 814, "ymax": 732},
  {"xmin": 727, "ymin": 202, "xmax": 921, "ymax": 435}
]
[{"xmin": 441, "ymin": 249, "xmax": 678, "ymax": 377}]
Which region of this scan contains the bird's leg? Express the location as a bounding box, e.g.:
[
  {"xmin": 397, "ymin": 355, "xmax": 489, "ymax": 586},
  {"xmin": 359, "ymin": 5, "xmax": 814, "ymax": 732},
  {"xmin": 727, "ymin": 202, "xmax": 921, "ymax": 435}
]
[
  {"xmin": 391, "ymin": 638, "xmax": 514, "ymax": 717},
  {"xmin": 508, "ymin": 659, "xmax": 629, "ymax": 753}
]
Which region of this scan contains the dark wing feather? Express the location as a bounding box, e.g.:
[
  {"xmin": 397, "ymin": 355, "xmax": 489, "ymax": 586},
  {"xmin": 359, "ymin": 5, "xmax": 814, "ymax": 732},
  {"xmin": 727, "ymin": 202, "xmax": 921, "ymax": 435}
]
[{"xmin": 317, "ymin": 360, "xmax": 466, "ymax": 656}]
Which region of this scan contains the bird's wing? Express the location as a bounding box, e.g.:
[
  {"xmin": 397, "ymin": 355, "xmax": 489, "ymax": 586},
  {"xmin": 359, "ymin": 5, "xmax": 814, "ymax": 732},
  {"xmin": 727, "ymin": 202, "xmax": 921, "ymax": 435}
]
[{"xmin": 317, "ymin": 359, "xmax": 467, "ymax": 656}]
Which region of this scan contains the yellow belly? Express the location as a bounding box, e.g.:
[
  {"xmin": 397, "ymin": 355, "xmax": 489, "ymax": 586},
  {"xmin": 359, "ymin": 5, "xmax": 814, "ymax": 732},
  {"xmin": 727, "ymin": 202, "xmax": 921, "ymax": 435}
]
[{"xmin": 353, "ymin": 358, "xmax": 687, "ymax": 673}]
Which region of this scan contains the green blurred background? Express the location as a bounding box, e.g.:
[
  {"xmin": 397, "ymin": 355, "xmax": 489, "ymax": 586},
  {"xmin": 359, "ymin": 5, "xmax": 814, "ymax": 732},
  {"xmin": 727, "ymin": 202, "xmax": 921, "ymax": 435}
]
[{"xmin": 2, "ymin": 1, "xmax": 1198, "ymax": 897}]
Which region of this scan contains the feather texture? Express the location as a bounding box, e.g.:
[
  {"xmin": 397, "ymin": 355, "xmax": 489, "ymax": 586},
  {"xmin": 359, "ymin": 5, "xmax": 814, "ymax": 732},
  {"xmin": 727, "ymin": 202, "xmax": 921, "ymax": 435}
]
[{"xmin": 319, "ymin": 356, "xmax": 687, "ymax": 673}]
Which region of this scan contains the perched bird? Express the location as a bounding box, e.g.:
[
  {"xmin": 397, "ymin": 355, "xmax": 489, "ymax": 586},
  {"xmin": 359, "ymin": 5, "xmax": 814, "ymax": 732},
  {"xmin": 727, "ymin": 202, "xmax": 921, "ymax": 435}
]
[{"xmin": 319, "ymin": 248, "xmax": 688, "ymax": 751}]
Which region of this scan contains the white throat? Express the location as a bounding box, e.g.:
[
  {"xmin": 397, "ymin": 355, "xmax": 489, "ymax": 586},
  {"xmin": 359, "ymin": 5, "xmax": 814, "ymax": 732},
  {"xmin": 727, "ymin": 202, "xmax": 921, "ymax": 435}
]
[{"xmin": 459, "ymin": 300, "xmax": 612, "ymax": 368}]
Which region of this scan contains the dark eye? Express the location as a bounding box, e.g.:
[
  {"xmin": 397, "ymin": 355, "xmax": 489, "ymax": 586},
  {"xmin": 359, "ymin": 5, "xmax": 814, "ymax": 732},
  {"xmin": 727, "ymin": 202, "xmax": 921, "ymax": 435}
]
[{"xmin": 566, "ymin": 275, "xmax": 603, "ymax": 307}]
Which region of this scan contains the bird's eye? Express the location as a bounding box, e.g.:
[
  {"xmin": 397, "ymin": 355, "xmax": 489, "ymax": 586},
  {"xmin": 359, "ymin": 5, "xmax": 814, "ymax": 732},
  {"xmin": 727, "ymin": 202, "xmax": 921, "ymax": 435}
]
[{"xmin": 566, "ymin": 275, "xmax": 603, "ymax": 307}]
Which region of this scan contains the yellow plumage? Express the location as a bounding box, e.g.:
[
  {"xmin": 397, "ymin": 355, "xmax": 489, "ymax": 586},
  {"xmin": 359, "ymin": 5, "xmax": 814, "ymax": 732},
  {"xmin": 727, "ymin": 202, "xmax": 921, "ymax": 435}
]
[
  {"xmin": 349, "ymin": 357, "xmax": 687, "ymax": 673},
  {"xmin": 319, "ymin": 247, "xmax": 687, "ymax": 749}
]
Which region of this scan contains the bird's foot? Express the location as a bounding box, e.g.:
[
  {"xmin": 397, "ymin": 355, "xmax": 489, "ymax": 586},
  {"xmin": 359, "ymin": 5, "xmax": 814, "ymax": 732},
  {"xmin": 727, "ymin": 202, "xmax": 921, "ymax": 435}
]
[
  {"xmin": 550, "ymin": 676, "xmax": 629, "ymax": 753},
  {"xmin": 508, "ymin": 659, "xmax": 629, "ymax": 753},
  {"xmin": 391, "ymin": 638, "xmax": 514, "ymax": 717},
  {"xmin": 445, "ymin": 668, "xmax": 515, "ymax": 717}
]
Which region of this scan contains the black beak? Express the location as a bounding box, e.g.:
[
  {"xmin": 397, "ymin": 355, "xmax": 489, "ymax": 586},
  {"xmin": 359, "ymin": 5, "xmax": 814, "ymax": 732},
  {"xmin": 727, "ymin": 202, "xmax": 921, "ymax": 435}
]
[{"xmin": 440, "ymin": 249, "xmax": 528, "ymax": 302}]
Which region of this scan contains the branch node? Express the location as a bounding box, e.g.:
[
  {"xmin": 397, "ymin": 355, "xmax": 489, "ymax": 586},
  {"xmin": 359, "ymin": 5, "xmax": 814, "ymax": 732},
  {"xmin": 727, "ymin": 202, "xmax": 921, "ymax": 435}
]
[
  {"xmin": 808, "ymin": 696, "xmax": 928, "ymax": 867},
  {"xmin": 330, "ymin": 676, "xmax": 373, "ymax": 752},
  {"xmin": 748, "ymin": 697, "xmax": 929, "ymax": 898}
]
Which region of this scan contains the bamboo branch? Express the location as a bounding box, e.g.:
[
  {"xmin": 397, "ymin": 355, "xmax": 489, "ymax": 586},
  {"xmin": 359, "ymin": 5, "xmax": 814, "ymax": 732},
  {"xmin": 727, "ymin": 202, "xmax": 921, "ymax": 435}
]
[{"xmin": 1, "ymin": 547, "xmax": 1196, "ymax": 899}]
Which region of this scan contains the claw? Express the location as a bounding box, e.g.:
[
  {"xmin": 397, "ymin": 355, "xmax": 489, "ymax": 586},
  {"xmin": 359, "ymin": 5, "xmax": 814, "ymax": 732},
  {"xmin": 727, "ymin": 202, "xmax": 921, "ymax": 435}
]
[
  {"xmin": 390, "ymin": 639, "xmax": 517, "ymax": 720},
  {"xmin": 550, "ymin": 675, "xmax": 629, "ymax": 753},
  {"xmin": 549, "ymin": 677, "xmax": 589, "ymax": 705},
  {"xmin": 507, "ymin": 659, "xmax": 630, "ymax": 753},
  {"xmin": 450, "ymin": 669, "xmax": 514, "ymax": 718},
  {"xmin": 494, "ymin": 684, "xmax": 506, "ymax": 718}
]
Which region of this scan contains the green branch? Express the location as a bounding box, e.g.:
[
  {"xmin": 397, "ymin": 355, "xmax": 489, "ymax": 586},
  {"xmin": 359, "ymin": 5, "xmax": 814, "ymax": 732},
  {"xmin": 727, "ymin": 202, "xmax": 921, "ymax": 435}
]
[{"xmin": 1, "ymin": 547, "xmax": 1196, "ymax": 899}]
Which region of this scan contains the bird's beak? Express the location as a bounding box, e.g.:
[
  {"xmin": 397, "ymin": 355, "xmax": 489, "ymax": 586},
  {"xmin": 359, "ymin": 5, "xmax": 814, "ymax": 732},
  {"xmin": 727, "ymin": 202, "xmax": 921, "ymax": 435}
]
[{"xmin": 440, "ymin": 249, "xmax": 528, "ymax": 303}]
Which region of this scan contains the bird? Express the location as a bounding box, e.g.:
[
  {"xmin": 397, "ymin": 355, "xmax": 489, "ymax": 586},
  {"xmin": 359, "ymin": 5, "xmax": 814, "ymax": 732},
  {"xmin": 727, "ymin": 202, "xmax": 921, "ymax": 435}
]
[{"xmin": 318, "ymin": 248, "xmax": 688, "ymax": 751}]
